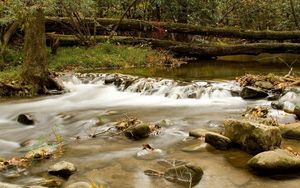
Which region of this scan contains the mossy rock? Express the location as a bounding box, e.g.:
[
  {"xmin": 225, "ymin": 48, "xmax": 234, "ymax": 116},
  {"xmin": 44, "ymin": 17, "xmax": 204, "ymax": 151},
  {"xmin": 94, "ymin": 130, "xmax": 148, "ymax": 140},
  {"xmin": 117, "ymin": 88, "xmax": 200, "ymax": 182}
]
[{"xmin": 124, "ymin": 124, "xmax": 151, "ymax": 140}]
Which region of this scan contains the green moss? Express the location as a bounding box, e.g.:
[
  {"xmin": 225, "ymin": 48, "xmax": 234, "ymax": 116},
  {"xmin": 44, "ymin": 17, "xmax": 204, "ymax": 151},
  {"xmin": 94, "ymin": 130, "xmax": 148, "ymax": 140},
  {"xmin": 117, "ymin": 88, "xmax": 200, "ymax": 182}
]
[{"xmin": 49, "ymin": 43, "xmax": 165, "ymax": 71}]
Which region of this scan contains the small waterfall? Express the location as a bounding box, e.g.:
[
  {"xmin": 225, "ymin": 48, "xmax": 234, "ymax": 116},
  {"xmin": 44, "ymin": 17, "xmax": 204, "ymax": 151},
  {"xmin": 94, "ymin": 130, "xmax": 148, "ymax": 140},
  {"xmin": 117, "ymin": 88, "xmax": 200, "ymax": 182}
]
[{"xmin": 64, "ymin": 73, "xmax": 241, "ymax": 100}]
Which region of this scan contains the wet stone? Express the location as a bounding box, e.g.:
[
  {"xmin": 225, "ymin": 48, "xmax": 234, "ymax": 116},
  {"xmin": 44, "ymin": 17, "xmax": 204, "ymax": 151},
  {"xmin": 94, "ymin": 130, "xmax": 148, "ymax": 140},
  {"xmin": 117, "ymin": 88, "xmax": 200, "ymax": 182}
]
[
  {"xmin": 124, "ymin": 124, "xmax": 151, "ymax": 140},
  {"xmin": 17, "ymin": 113, "xmax": 35, "ymax": 125},
  {"xmin": 205, "ymin": 132, "xmax": 231, "ymax": 150},
  {"xmin": 48, "ymin": 161, "xmax": 76, "ymax": 179},
  {"xmin": 240, "ymin": 86, "xmax": 268, "ymax": 99}
]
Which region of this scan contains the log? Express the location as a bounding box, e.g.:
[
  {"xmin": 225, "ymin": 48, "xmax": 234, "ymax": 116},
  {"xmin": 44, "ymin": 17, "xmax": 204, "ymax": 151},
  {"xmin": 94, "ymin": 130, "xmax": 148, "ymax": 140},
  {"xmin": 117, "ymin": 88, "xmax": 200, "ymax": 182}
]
[
  {"xmin": 50, "ymin": 34, "xmax": 300, "ymax": 58},
  {"xmin": 45, "ymin": 17, "xmax": 300, "ymax": 41}
]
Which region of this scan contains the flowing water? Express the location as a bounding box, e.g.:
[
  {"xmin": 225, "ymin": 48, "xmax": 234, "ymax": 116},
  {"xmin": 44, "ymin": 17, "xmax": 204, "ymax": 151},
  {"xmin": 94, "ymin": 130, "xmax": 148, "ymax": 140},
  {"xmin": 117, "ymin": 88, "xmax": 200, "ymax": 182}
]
[{"xmin": 1, "ymin": 61, "xmax": 300, "ymax": 187}]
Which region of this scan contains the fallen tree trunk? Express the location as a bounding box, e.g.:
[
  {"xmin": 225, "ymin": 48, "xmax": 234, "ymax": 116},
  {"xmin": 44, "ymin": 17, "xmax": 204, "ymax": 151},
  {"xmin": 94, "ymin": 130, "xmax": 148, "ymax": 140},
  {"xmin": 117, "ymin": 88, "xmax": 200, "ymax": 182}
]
[
  {"xmin": 50, "ymin": 35, "xmax": 300, "ymax": 58},
  {"xmin": 45, "ymin": 17, "xmax": 300, "ymax": 41}
]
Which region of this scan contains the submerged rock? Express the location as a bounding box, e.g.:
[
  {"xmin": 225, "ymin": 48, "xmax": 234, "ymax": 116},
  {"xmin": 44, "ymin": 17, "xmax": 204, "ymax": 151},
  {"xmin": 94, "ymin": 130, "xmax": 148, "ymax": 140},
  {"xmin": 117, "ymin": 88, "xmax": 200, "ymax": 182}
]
[
  {"xmin": 224, "ymin": 119, "xmax": 281, "ymax": 154},
  {"xmin": 145, "ymin": 163, "xmax": 203, "ymax": 187},
  {"xmin": 279, "ymin": 123, "xmax": 300, "ymax": 140},
  {"xmin": 17, "ymin": 113, "xmax": 35, "ymax": 125},
  {"xmin": 124, "ymin": 124, "xmax": 151, "ymax": 140},
  {"xmin": 164, "ymin": 164, "xmax": 203, "ymax": 186},
  {"xmin": 240, "ymin": 86, "xmax": 268, "ymax": 99},
  {"xmin": 205, "ymin": 132, "xmax": 231, "ymax": 150},
  {"xmin": 48, "ymin": 161, "xmax": 76, "ymax": 179},
  {"xmin": 248, "ymin": 149, "xmax": 300, "ymax": 174},
  {"xmin": 182, "ymin": 143, "xmax": 211, "ymax": 152}
]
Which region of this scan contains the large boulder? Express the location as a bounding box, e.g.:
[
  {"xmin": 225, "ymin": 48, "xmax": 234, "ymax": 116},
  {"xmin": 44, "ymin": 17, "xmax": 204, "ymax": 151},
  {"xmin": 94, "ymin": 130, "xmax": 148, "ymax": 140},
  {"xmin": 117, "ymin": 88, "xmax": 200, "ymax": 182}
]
[
  {"xmin": 279, "ymin": 123, "xmax": 300, "ymax": 140},
  {"xmin": 48, "ymin": 161, "xmax": 76, "ymax": 179},
  {"xmin": 224, "ymin": 119, "xmax": 282, "ymax": 154},
  {"xmin": 248, "ymin": 149, "xmax": 300, "ymax": 174},
  {"xmin": 240, "ymin": 86, "xmax": 268, "ymax": 99},
  {"xmin": 205, "ymin": 132, "xmax": 231, "ymax": 150}
]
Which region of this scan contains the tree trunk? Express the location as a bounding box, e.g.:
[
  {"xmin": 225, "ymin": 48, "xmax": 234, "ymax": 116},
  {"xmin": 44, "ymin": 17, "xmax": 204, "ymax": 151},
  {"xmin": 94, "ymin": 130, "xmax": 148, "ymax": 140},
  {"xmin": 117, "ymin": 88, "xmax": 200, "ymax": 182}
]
[
  {"xmin": 22, "ymin": 9, "xmax": 62, "ymax": 95},
  {"xmin": 45, "ymin": 17, "xmax": 300, "ymax": 41},
  {"xmin": 52, "ymin": 34, "xmax": 300, "ymax": 58}
]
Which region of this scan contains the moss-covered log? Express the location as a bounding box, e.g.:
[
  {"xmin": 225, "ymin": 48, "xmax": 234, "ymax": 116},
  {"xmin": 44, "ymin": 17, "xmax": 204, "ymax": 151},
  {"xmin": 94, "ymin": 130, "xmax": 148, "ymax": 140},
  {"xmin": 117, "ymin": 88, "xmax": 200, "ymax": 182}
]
[
  {"xmin": 45, "ymin": 17, "xmax": 300, "ymax": 41},
  {"xmin": 51, "ymin": 35, "xmax": 300, "ymax": 58}
]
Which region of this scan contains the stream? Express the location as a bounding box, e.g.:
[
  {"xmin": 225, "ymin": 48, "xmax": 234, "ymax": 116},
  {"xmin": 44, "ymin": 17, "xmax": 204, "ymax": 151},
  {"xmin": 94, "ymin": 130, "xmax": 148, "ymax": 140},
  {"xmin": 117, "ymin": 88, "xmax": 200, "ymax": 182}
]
[{"xmin": 1, "ymin": 61, "xmax": 300, "ymax": 187}]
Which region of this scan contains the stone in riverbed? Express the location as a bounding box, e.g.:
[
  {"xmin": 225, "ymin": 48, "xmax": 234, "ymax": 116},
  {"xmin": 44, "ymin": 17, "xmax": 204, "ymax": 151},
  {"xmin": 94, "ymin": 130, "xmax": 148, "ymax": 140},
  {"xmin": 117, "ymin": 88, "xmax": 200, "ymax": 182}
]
[
  {"xmin": 66, "ymin": 182, "xmax": 91, "ymax": 188},
  {"xmin": 124, "ymin": 124, "xmax": 151, "ymax": 140},
  {"xmin": 145, "ymin": 163, "xmax": 203, "ymax": 187},
  {"xmin": 205, "ymin": 132, "xmax": 231, "ymax": 150},
  {"xmin": 182, "ymin": 143, "xmax": 211, "ymax": 152},
  {"xmin": 279, "ymin": 123, "xmax": 300, "ymax": 140},
  {"xmin": 164, "ymin": 164, "xmax": 203, "ymax": 186},
  {"xmin": 294, "ymin": 105, "xmax": 300, "ymax": 119},
  {"xmin": 248, "ymin": 149, "xmax": 300, "ymax": 174},
  {"xmin": 224, "ymin": 119, "xmax": 281, "ymax": 154},
  {"xmin": 240, "ymin": 86, "xmax": 268, "ymax": 99},
  {"xmin": 189, "ymin": 128, "xmax": 211, "ymax": 138},
  {"xmin": 48, "ymin": 161, "xmax": 76, "ymax": 179},
  {"xmin": 17, "ymin": 113, "xmax": 35, "ymax": 125}
]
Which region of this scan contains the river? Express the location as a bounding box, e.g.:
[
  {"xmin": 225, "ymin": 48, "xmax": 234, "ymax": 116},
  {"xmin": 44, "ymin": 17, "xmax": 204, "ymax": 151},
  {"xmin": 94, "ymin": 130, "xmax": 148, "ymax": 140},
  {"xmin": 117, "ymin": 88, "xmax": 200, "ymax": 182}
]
[{"xmin": 0, "ymin": 60, "xmax": 300, "ymax": 187}]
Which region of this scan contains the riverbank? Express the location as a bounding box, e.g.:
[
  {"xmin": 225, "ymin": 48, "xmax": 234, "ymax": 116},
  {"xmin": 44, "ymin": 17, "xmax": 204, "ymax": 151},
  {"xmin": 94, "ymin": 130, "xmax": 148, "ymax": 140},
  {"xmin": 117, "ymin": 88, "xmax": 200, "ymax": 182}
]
[
  {"xmin": 0, "ymin": 43, "xmax": 180, "ymax": 97},
  {"xmin": 1, "ymin": 43, "xmax": 179, "ymax": 79}
]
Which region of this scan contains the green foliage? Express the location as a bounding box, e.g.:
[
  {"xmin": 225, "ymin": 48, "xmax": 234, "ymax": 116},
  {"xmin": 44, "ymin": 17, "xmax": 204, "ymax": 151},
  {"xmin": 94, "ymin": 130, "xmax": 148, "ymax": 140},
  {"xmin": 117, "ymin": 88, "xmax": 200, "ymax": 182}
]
[{"xmin": 49, "ymin": 43, "xmax": 163, "ymax": 71}]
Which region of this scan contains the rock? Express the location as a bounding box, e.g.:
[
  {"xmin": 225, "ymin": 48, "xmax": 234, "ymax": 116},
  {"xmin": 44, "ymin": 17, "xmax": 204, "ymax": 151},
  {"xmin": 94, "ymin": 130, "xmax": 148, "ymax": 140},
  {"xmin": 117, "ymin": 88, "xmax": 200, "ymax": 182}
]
[
  {"xmin": 294, "ymin": 105, "xmax": 300, "ymax": 119},
  {"xmin": 39, "ymin": 177, "xmax": 64, "ymax": 187},
  {"xmin": 182, "ymin": 143, "xmax": 210, "ymax": 152},
  {"xmin": 66, "ymin": 182, "xmax": 91, "ymax": 188},
  {"xmin": 255, "ymin": 81, "xmax": 273, "ymax": 90},
  {"xmin": 145, "ymin": 163, "xmax": 203, "ymax": 186},
  {"xmin": 205, "ymin": 132, "xmax": 231, "ymax": 150},
  {"xmin": 104, "ymin": 74, "xmax": 116, "ymax": 84},
  {"xmin": 0, "ymin": 182, "xmax": 23, "ymax": 188},
  {"xmin": 240, "ymin": 86, "xmax": 268, "ymax": 99},
  {"xmin": 17, "ymin": 113, "xmax": 35, "ymax": 125},
  {"xmin": 155, "ymin": 119, "xmax": 173, "ymax": 127},
  {"xmin": 267, "ymin": 93, "xmax": 281, "ymax": 101},
  {"xmin": 283, "ymin": 101, "xmax": 296, "ymax": 113},
  {"xmin": 248, "ymin": 149, "xmax": 300, "ymax": 174},
  {"xmin": 271, "ymin": 101, "xmax": 284, "ymax": 110},
  {"xmin": 224, "ymin": 119, "xmax": 282, "ymax": 154},
  {"xmin": 187, "ymin": 92, "xmax": 197, "ymax": 98},
  {"xmin": 124, "ymin": 124, "xmax": 151, "ymax": 140},
  {"xmin": 48, "ymin": 161, "xmax": 76, "ymax": 179},
  {"xmin": 189, "ymin": 128, "xmax": 211, "ymax": 138},
  {"xmin": 164, "ymin": 164, "xmax": 203, "ymax": 186},
  {"xmin": 279, "ymin": 123, "xmax": 300, "ymax": 140}
]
